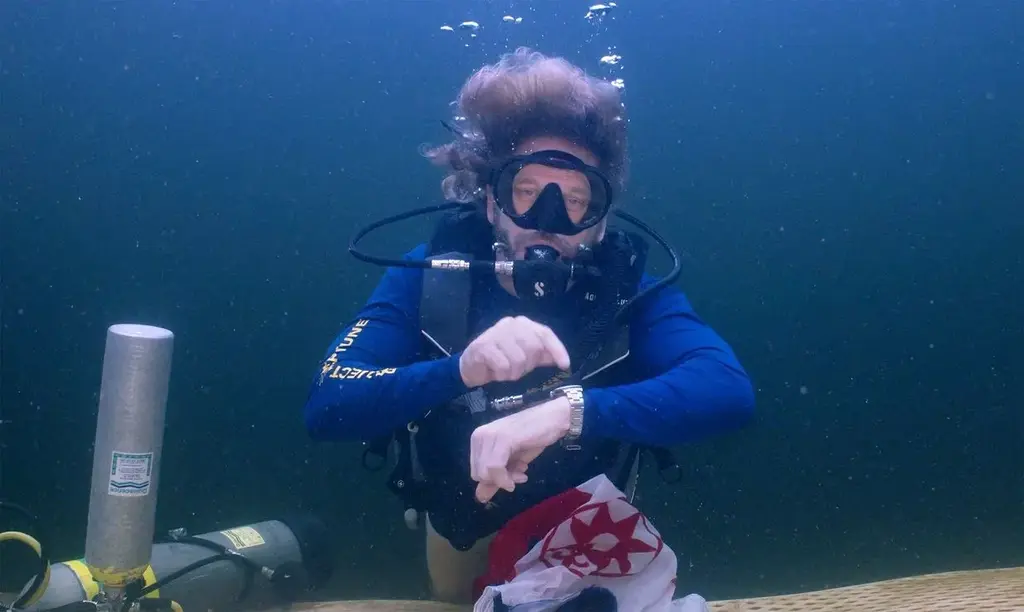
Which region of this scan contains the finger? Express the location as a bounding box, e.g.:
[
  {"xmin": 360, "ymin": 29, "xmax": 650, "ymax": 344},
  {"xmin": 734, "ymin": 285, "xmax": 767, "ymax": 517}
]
[
  {"xmin": 508, "ymin": 458, "xmax": 530, "ymax": 484},
  {"xmin": 470, "ymin": 429, "xmax": 495, "ymax": 484},
  {"xmin": 476, "ymin": 482, "xmax": 500, "ymax": 504},
  {"xmin": 511, "ymin": 331, "xmax": 545, "ymax": 373},
  {"xmin": 479, "ymin": 436, "xmax": 515, "ymax": 493},
  {"xmin": 488, "ymin": 470, "xmax": 516, "ymax": 495},
  {"xmin": 506, "ymin": 317, "xmax": 546, "ymax": 371},
  {"xmin": 470, "ymin": 426, "xmax": 498, "ymax": 483},
  {"xmin": 496, "ymin": 340, "xmax": 529, "ymax": 381},
  {"xmin": 479, "ymin": 345, "xmax": 511, "ymax": 382},
  {"xmin": 470, "ymin": 429, "xmax": 504, "ymax": 484},
  {"xmin": 469, "ymin": 429, "xmax": 484, "ymax": 483},
  {"xmin": 533, "ymin": 324, "xmax": 571, "ymax": 371},
  {"xmin": 509, "ymin": 459, "xmax": 531, "ymax": 475}
]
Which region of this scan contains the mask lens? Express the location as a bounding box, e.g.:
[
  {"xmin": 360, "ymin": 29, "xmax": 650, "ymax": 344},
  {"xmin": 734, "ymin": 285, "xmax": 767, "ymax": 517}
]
[{"xmin": 493, "ymin": 152, "xmax": 612, "ymax": 233}]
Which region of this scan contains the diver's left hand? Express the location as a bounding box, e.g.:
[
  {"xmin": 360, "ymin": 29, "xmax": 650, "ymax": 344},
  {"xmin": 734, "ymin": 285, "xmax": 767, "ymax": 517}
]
[{"xmin": 470, "ymin": 396, "xmax": 572, "ymax": 504}]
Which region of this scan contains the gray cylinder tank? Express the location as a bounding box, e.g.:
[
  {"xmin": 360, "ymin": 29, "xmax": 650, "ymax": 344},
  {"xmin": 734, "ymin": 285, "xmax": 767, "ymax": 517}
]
[
  {"xmin": 84, "ymin": 324, "xmax": 174, "ymax": 588},
  {"xmin": 26, "ymin": 518, "xmax": 332, "ymax": 612}
]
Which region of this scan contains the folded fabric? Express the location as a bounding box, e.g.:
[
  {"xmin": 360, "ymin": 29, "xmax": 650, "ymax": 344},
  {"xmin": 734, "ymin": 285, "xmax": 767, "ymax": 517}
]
[{"xmin": 473, "ymin": 475, "xmax": 709, "ymax": 612}]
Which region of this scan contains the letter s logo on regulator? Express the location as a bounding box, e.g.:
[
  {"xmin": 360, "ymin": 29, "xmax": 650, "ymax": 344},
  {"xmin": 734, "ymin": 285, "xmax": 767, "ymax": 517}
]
[{"xmin": 533, "ymin": 281, "xmax": 546, "ymax": 297}]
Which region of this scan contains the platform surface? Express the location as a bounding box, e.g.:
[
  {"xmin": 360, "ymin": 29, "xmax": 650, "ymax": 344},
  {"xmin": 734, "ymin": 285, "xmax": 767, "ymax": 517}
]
[{"xmin": 291, "ymin": 566, "xmax": 1024, "ymax": 612}]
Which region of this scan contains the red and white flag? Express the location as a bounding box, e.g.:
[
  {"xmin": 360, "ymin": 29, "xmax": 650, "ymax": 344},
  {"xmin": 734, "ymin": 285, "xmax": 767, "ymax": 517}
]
[{"xmin": 472, "ymin": 475, "xmax": 709, "ymax": 612}]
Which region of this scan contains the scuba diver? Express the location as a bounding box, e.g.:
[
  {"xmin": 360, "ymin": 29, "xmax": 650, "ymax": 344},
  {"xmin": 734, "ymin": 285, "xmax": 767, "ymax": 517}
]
[{"xmin": 303, "ymin": 47, "xmax": 755, "ymax": 604}]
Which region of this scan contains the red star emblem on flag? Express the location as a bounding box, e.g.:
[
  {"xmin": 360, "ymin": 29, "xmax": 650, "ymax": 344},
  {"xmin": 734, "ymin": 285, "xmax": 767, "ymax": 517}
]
[{"xmin": 538, "ymin": 496, "xmax": 664, "ymax": 578}]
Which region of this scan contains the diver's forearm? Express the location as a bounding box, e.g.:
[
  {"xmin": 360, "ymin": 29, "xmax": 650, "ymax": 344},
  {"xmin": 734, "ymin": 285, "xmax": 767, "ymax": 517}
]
[
  {"xmin": 583, "ymin": 352, "xmax": 755, "ymax": 446},
  {"xmin": 303, "ymin": 354, "xmax": 467, "ymax": 441}
]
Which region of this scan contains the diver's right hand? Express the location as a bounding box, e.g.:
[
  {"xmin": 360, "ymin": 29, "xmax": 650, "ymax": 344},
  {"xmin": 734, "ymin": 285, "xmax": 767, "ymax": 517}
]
[{"xmin": 459, "ymin": 316, "xmax": 571, "ymax": 388}]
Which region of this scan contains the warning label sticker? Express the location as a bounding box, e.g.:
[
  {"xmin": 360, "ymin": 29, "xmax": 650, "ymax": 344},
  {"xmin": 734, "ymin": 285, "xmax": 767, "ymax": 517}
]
[
  {"xmin": 221, "ymin": 526, "xmax": 266, "ymax": 550},
  {"xmin": 108, "ymin": 451, "xmax": 154, "ymax": 497}
]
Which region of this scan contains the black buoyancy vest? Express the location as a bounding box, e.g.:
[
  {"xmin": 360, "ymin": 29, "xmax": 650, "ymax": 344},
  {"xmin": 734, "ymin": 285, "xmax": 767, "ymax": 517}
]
[{"xmin": 364, "ymin": 207, "xmax": 675, "ymax": 552}]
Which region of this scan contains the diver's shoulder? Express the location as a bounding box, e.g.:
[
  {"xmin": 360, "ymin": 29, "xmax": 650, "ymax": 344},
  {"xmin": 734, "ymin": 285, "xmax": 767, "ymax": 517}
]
[
  {"xmin": 633, "ymin": 274, "xmax": 696, "ymax": 316},
  {"xmin": 367, "ymin": 244, "xmax": 429, "ymax": 308},
  {"xmin": 376, "ymin": 243, "xmax": 428, "ymax": 287},
  {"xmin": 637, "ymin": 272, "xmax": 684, "ymax": 295},
  {"xmin": 403, "ymin": 243, "xmax": 430, "ymax": 261}
]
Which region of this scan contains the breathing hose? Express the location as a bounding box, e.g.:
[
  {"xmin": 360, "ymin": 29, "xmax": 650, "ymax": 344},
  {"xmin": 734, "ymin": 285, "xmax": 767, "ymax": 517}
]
[{"xmin": 0, "ymin": 502, "xmax": 51, "ymax": 611}]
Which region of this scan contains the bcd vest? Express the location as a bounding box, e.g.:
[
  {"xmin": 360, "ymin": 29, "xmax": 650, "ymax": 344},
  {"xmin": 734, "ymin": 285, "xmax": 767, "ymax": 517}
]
[{"xmin": 361, "ymin": 208, "xmax": 680, "ymax": 551}]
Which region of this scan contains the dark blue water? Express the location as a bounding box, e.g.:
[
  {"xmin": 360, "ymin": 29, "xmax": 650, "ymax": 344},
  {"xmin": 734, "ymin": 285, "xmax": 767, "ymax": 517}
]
[{"xmin": 2, "ymin": 0, "xmax": 1021, "ymax": 602}]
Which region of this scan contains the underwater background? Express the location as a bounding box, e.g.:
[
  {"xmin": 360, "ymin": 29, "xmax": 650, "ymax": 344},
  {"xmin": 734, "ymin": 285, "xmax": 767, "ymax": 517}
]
[{"xmin": 2, "ymin": 0, "xmax": 1021, "ymax": 601}]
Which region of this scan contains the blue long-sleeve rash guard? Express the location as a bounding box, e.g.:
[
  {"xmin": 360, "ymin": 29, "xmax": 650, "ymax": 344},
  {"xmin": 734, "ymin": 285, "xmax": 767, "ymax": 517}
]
[{"xmin": 304, "ymin": 244, "xmax": 755, "ymax": 448}]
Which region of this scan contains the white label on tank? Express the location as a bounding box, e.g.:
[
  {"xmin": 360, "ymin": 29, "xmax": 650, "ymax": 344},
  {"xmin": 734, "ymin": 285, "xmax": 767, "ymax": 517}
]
[
  {"xmin": 108, "ymin": 451, "xmax": 153, "ymax": 497},
  {"xmin": 221, "ymin": 526, "xmax": 266, "ymax": 550}
]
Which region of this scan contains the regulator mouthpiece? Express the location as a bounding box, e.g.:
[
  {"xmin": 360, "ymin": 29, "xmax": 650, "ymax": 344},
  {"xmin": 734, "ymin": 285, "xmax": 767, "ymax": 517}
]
[{"xmin": 513, "ymin": 244, "xmax": 572, "ymax": 303}]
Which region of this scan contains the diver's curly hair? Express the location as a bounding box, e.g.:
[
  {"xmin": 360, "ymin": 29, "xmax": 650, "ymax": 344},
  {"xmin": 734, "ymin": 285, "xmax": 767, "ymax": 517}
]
[{"xmin": 422, "ymin": 47, "xmax": 629, "ymax": 204}]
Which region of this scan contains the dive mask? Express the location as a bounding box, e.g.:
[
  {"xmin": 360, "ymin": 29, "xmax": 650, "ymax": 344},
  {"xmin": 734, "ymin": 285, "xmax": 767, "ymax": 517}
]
[{"xmin": 489, "ymin": 150, "xmax": 612, "ymax": 236}]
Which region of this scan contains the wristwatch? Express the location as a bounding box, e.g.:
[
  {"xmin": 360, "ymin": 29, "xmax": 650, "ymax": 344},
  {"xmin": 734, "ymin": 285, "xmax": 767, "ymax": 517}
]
[{"xmin": 551, "ymin": 385, "xmax": 585, "ymax": 451}]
